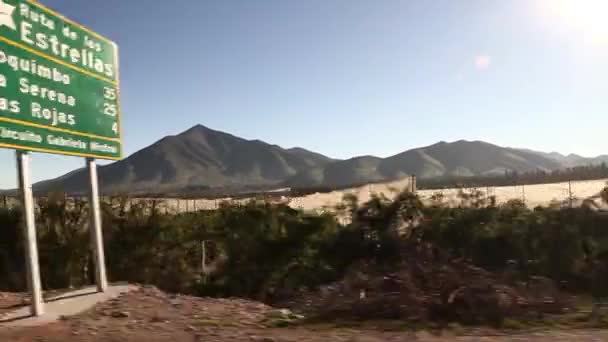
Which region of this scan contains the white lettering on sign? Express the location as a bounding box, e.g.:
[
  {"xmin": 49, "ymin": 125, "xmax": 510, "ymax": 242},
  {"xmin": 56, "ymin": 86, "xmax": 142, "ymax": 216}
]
[
  {"xmin": 19, "ymin": 78, "xmax": 76, "ymax": 106},
  {"xmin": 0, "ymin": 74, "xmax": 5, "ymax": 87},
  {"xmin": 62, "ymin": 25, "xmax": 78, "ymax": 41},
  {"xmin": 0, "ymin": 48, "xmax": 71, "ymax": 85},
  {"xmin": 84, "ymin": 36, "xmax": 102, "ymax": 52},
  {"xmin": 31, "ymin": 102, "xmax": 76, "ymax": 126},
  {"xmin": 19, "ymin": 3, "xmax": 55, "ymax": 30},
  {"xmin": 19, "ymin": 19, "xmax": 114, "ymax": 78},
  {"xmin": 0, "ymin": 126, "xmax": 42, "ymax": 143},
  {"xmin": 0, "ymin": 97, "xmax": 20, "ymax": 113},
  {"xmin": 47, "ymin": 134, "xmax": 87, "ymax": 149},
  {"xmin": 90, "ymin": 142, "xmax": 117, "ymax": 153}
]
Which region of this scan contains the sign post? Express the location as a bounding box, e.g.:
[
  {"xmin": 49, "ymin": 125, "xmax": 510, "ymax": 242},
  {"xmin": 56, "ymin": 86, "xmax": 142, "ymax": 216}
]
[
  {"xmin": 87, "ymin": 158, "xmax": 107, "ymax": 292},
  {"xmin": 16, "ymin": 150, "xmax": 44, "ymax": 316},
  {"xmin": 0, "ymin": 0, "xmax": 122, "ymax": 315}
]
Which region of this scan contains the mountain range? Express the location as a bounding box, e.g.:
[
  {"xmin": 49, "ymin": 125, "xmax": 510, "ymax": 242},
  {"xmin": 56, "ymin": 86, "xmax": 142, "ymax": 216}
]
[
  {"xmin": 22, "ymin": 125, "xmax": 607, "ymax": 195},
  {"xmin": 518, "ymin": 149, "xmax": 608, "ymax": 168}
]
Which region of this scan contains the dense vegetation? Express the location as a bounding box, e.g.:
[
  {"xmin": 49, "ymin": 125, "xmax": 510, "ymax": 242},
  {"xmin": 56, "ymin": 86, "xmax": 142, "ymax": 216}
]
[{"xmin": 1, "ymin": 188, "xmax": 608, "ymax": 310}]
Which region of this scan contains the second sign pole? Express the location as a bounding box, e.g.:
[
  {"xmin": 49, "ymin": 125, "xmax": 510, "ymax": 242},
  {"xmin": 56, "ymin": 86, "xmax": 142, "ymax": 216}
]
[{"xmin": 86, "ymin": 158, "xmax": 108, "ymax": 292}]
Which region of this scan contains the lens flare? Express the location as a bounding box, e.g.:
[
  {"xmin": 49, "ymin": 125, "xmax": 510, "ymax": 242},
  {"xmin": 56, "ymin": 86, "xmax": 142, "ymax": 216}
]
[{"xmin": 542, "ymin": 0, "xmax": 608, "ymax": 43}]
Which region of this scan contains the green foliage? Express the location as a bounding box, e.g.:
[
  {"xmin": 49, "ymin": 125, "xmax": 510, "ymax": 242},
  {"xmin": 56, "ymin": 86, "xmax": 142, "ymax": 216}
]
[
  {"xmin": 1, "ymin": 187, "xmax": 608, "ymax": 306},
  {"xmin": 200, "ymin": 202, "xmax": 341, "ymax": 300},
  {"xmin": 0, "ymin": 207, "xmax": 25, "ymax": 291}
]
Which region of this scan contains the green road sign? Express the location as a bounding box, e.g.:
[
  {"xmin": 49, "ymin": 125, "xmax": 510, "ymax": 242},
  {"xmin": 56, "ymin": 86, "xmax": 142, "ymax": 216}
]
[{"xmin": 0, "ymin": 0, "xmax": 121, "ymax": 159}]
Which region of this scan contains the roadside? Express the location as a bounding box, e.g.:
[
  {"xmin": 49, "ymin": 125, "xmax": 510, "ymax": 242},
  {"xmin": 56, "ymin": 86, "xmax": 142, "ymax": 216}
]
[{"xmin": 1, "ymin": 286, "xmax": 607, "ymax": 342}]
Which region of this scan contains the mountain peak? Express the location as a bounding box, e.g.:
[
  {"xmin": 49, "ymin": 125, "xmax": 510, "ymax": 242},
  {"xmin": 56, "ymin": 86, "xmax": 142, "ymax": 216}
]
[
  {"xmin": 181, "ymin": 124, "xmax": 213, "ymax": 135},
  {"xmin": 28, "ymin": 126, "xmax": 600, "ymax": 196},
  {"xmin": 33, "ymin": 125, "xmax": 336, "ymax": 195},
  {"xmin": 426, "ymin": 139, "xmax": 492, "ymax": 150}
]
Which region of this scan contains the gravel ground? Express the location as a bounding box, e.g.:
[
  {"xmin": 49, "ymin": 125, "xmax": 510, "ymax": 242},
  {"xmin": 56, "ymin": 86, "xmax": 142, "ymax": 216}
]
[
  {"xmin": 1, "ymin": 286, "xmax": 607, "ymax": 341},
  {"xmin": 0, "ymin": 292, "xmax": 27, "ymax": 317}
]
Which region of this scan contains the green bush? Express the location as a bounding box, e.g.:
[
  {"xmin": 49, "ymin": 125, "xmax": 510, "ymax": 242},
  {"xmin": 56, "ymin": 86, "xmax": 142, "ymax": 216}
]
[{"xmin": 0, "ymin": 187, "xmax": 607, "ymax": 304}]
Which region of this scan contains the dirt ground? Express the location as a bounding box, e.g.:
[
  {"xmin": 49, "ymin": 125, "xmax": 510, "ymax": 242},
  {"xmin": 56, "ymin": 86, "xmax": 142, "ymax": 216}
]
[
  {"xmin": 0, "ymin": 292, "xmax": 26, "ymax": 317},
  {"xmin": 1, "ymin": 287, "xmax": 608, "ymax": 341}
]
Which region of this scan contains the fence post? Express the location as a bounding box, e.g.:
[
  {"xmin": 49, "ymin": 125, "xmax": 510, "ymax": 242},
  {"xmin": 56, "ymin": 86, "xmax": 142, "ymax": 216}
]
[{"xmin": 568, "ymin": 180, "xmax": 573, "ymax": 208}]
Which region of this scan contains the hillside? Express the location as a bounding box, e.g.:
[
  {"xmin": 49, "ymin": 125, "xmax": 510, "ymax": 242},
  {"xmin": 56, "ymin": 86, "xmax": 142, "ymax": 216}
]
[
  {"xmin": 34, "ymin": 125, "xmax": 336, "ymax": 195},
  {"xmin": 286, "ymin": 140, "xmax": 563, "ymax": 188},
  {"xmin": 521, "ymin": 149, "xmax": 608, "ymax": 168},
  {"xmin": 31, "ymin": 126, "xmax": 595, "ymax": 195}
]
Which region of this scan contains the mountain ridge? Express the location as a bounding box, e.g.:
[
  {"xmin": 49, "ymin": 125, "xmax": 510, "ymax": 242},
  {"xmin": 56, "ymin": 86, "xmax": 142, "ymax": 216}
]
[
  {"xmin": 24, "ymin": 125, "xmax": 604, "ymax": 195},
  {"xmin": 518, "ymin": 148, "xmax": 608, "ymax": 167}
]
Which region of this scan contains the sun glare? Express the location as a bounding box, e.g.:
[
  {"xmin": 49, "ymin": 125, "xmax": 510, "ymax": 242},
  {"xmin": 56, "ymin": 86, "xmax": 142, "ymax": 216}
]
[{"xmin": 543, "ymin": 0, "xmax": 608, "ymax": 43}]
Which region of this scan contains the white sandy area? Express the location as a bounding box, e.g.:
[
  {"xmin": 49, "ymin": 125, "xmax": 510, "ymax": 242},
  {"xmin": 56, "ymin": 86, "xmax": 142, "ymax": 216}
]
[
  {"xmin": 70, "ymin": 178, "xmax": 607, "ymax": 214},
  {"xmin": 418, "ymin": 179, "xmax": 608, "ymax": 208}
]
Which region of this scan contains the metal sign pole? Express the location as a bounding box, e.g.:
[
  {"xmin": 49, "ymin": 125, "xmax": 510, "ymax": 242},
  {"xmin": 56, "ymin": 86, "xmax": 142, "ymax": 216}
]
[
  {"xmin": 16, "ymin": 151, "xmax": 44, "ymax": 316},
  {"xmin": 87, "ymin": 158, "xmax": 108, "ymax": 292}
]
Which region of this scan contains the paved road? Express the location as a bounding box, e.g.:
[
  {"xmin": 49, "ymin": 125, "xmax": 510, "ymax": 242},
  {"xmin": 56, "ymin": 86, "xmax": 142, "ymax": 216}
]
[{"xmin": 0, "ymin": 285, "xmax": 135, "ymax": 327}]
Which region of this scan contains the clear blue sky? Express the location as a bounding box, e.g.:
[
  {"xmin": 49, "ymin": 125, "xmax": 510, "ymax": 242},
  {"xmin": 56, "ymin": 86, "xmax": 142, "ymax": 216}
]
[{"xmin": 1, "ymin": 0, "xmax": 607, "ymax": 189}]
